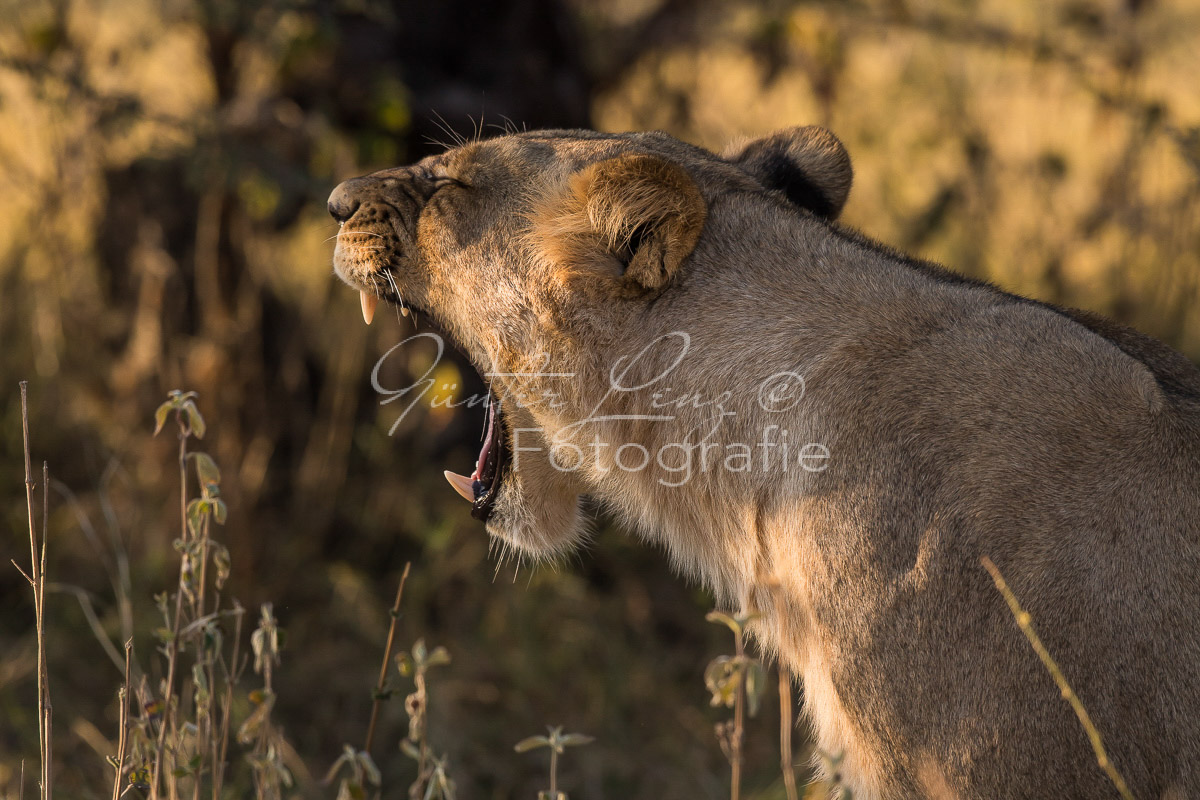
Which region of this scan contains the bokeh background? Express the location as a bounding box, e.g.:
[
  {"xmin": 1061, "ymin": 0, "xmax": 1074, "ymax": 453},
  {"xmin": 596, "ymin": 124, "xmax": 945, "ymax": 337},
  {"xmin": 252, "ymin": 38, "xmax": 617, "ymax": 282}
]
[{"xmin": 1, "ymin": 0, "xmax": 1198, "ymax": 797}]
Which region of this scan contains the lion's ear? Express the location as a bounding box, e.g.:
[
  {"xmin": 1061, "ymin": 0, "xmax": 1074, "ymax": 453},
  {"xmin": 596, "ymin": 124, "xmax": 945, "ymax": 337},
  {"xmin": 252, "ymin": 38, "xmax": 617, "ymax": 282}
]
[
  {"xmin": 724, "ymin": 126, "xmax": 852, "ymax": 219},
  {"xmin": 532, "ymin": 153, "xmax": 706, "ymax": 294}
]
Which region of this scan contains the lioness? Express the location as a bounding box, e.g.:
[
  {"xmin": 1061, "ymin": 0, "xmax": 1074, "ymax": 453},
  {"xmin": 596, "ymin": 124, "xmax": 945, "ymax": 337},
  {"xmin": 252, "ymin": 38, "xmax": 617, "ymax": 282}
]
[{"xmin": 328, "ymin": 126, "xmax": 1200, "ymax": 798}]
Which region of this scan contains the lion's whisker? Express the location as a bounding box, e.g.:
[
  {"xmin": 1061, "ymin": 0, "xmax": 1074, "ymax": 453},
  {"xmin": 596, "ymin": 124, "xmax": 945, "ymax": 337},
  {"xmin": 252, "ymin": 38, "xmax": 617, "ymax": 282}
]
[{"xmin": 430, "ymin": 111, "xmax": 466, "ymax": 149}]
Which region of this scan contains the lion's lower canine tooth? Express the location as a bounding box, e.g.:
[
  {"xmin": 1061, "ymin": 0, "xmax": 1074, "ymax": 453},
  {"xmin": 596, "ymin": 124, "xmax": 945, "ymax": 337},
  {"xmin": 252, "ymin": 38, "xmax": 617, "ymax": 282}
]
[
  {"xmin": 360, "ymin": 291, "xmax": 377, "ymax": 325},
  {"xmin": 444, "ymin": 470, "xmax": 475, "ymax": 502}
]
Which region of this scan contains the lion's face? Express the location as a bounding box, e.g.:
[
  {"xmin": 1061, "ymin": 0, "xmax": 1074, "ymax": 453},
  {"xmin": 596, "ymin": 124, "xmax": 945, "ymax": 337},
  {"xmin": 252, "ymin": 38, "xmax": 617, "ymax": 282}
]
[{"xmin": 329, "ymin": 127, "xmax": 851, "ymax": 558}]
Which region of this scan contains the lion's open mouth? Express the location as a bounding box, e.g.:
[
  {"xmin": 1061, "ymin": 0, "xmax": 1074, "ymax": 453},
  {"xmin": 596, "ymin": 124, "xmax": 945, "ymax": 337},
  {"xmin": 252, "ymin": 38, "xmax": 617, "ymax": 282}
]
[
  {"xmin": 356, "ymin": 286, "xmax": 507, "ymax": 522},
  {"xmin": 445, "ymin": 397, "xmax": 507, "ymax": 522}
]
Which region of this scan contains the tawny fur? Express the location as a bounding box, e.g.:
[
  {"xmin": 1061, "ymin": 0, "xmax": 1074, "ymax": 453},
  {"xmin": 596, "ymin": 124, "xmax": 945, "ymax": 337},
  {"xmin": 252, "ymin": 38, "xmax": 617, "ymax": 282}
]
[{"xmin": 330, "ymin": 126, "xmax": 1200, "ymax": 799}]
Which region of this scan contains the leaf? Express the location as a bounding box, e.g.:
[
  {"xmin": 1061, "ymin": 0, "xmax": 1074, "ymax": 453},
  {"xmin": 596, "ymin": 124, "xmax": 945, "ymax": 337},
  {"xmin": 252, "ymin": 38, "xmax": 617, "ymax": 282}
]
[
  {"xmin": 560, "ymin": 733, "xmax": 594, "ymax": 747},
  {"xmin": 192, "ymin": 663, "xmax": 209, "ymax": 702},
  {"xmin": 400, "ymin": 739, "xmax": 421, "ymax": 760},
  {"xmin": 251, "ymin": 627, "xmax": 266, "ymax": 673},
  {"xmin": 704, "ymin": 657, "xmax": 740, "ymax": 708},
  {"xmin": 412, "ymin": 638, "xmax": 427, "ymax": 665},
  {"xmin": 183, "ymin": 400, "xmax": 206, "ymax": 439},
  {"xmin": 186, "ymin": 499, "xmax": 207, "ymax": 537},
  {"xmin": 189, "ymin": 452, "xmax": 221, "ymax": 488},
  {"xmin": 425, "ymin": 645, "xmax": 451, "ymax": 668},
  {"xmin": 236, "ymin": 691, "xmax": 275, "ymax": 744},
  {"xmin": 356, "ymin": 750, "xmax": 381, "ymax": 785},
  {"xmin": 745, "ymin": 661, "xmax": 766, "ymax": 717},
  {"xmin": 395, "ymin": 652, "xmax": 413, "ymax": 677},
  {"xmin": 153, "ymin": 401, "xmax": 173, "ymax": 436},
  {"xmin": 514, "ymin": 735, "xmax": 551, "ymax": 753},
  {"xmin": 154, "ymin": 592, "xmax": 170, "ymax": 620},
  {"xmin": 212, "ymin": 498, "xmax": 228, "ymax": 525},
  {"xmin": 322, "ymin": 745, "xmax": 355, "ymax": 784},
  {"xmin": 211, "ymin": 542, "xmax": 231, "ymax": 590},
  {"xmin": 705, "ymin": 610, "xmax": 741, "ymax": 636},
  {"xmin": 201, "ymin": 620, "xmax": 222, "ymax": 655}
]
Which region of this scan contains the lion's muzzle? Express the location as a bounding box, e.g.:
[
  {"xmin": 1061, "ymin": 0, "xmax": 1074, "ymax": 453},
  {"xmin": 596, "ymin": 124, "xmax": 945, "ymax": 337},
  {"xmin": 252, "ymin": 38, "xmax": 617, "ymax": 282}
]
[{"xmin": 327, "ymin": 168, "xmax": 436, "ymax": 321}]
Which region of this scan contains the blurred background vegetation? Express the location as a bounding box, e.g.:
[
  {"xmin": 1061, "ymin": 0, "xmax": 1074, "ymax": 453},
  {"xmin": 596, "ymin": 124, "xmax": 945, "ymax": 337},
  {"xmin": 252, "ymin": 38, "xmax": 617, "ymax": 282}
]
[{"xmin": 1, "ymin": 0, "xmax": 1197, "ymax": 797}]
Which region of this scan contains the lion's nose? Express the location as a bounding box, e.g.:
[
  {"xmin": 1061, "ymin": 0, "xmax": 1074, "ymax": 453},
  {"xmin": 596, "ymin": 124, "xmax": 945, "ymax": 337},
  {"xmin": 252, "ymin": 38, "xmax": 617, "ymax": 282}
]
[{"xmin": 327, "ymin": 179, "xmax": 365, "ymax": 222}]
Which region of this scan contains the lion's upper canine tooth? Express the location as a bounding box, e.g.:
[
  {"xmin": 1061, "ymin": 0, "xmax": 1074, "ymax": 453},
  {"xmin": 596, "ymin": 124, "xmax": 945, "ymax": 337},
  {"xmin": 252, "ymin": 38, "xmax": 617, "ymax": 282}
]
[
  {"xmin": 444, "ymin": 470, "xmax": 475, "ymax": 502},
  {"xmin": 360, "ymin": 291, "xmax": 377, "ymax": 325},
  {"xmin": 400, "ymin": 306, "xmax": 410, "ymax": 317}
]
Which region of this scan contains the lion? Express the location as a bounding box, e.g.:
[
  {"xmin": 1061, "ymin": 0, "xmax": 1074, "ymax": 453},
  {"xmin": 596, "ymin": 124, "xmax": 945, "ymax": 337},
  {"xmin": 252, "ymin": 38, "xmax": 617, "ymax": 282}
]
[{"xmin": 328, "ymin": 126, "xmax": 1200, "ymax": 798}]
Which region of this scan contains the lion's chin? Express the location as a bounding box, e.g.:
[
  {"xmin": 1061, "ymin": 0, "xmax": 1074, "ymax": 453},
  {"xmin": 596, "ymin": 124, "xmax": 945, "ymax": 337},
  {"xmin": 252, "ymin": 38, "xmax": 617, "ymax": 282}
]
[
  {"xmin": 484, "ymin": 486, "xmax": 589, "ymax": 562},
  {"xmin": 475, "ymin": 423, "xmax": 591, "ymax": 561}
]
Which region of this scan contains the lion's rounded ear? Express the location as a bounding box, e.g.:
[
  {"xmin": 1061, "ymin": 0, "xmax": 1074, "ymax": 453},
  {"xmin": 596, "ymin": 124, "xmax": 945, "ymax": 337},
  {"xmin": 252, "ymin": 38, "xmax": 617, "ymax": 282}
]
[
  {"xmin": 532, "ymin": 153, "xmax": 706, "ymax": 294},
  {"xmin": 724, "ymin": 126, "xmax": 852, "ymax": 219}
]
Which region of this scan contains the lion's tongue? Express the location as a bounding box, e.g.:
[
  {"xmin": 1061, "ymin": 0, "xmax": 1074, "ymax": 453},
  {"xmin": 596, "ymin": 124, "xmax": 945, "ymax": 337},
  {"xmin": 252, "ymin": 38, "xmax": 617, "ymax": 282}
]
[
  {"xmin": 443, "ymin": 400, "xmax": 497, "ymax": 503},
  {"xmin": 473, "ymin": 402, "xmax": 496, "ymax": 480}
]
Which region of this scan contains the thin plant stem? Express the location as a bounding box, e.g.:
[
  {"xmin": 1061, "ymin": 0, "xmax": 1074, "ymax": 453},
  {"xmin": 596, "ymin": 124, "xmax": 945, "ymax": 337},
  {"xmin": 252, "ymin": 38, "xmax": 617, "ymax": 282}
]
[
  {"xmin": 779, "ymin": 666, "xmax": 798, "ymax": 800},
  {"xmin": 18, "ymin": 383, "xmax": 51, "ymax": 800},
  {"xmin": 549, "ymin": 747, "xmax": 558, "ymax": 797},
  {"xmin": 417, "ymin": 671, "xmax": 428, "ymax": 792},
  {"xmin": 731, "ymin": 627, "xmax": 744, "ymax": 800},
  {"xmin": 20, "ymin": 383, "xmax": 41, "ymax": 793},
  {"xmin": 40, "ymin": 460, "xmax": 51, "ymax": 800},
  {"xmin": 155, "ymin": 418, "xmax": 191, "ymax": 798},
  {"xmin": 42, "ymin": 708, "xmax": 52, "ymax": 800},
  {"xmin": 191, "ymin": 513, "xmax": 212, "ymax": 800},
  {"xmin": 365, "ymin": 562, "xmax": 411, "ymax": 754},
  {"xmin": 981, "ymin": 557, "xmax": 1136, "ymax": 800},
  {"xmin": 112, "ymin": 639, "xmax": 132, "ymax": 800},
  {"xmin": 212, "ymin": 604, "xmax": 244, "ymax": 800}
]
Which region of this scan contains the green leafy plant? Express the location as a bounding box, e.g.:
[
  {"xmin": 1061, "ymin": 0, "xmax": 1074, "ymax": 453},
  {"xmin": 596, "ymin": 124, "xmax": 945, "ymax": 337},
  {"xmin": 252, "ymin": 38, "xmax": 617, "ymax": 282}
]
[
  {"xmin": 139, "ymin": 389, "xmax": 245, "ymax": 796},
  {"xmin": 514, "ymin": 726, "xmax": 594, "ymax": 800},
  {"xmin": 101, "ymin": 390, "xmax": 295, "ymax": 799},
  {"xmin": 396, "ymin": 639, "xmax": 455, "ymax": 799},
  {"xmin": 704, "ymin": 611, "xmax": 766, "ymax": 800},
  {"xmin": 324, "ymin": 745, "xmax": 381, "ymax": 800},
  {"xmin": 239, "ymin": 603, "xmax": 292, "ymax": 798}
]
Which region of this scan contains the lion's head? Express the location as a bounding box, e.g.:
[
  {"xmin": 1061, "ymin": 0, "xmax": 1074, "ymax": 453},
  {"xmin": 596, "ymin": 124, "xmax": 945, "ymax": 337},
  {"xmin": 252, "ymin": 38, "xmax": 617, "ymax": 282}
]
[{"xmin": 329, "ymin": 126, "xmax": 852, "ymax": 560}]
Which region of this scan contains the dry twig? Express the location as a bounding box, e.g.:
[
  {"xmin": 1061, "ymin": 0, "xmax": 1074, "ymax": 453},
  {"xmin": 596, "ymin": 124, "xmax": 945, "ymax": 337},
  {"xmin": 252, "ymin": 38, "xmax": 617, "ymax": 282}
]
[
  {"xmin": 981, "ymin": 557, "xmax": 1135, "ymax": 800},
  {"xmin": 16, "ymin": 382, "xmax": 52, "ymax": 799},
  {"xmin": 365, "ymin": 562, "xmax": 411, "ymax": 754}
]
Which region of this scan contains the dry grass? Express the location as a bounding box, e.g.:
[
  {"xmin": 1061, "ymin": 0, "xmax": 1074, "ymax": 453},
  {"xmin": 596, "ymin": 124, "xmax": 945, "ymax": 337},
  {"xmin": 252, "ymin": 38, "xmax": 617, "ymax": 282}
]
[{"xmin": 10, "ymin": 386, "xmax": 837, "ymax": 799}]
